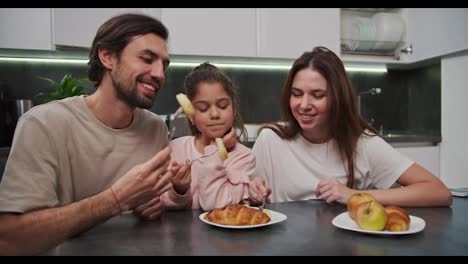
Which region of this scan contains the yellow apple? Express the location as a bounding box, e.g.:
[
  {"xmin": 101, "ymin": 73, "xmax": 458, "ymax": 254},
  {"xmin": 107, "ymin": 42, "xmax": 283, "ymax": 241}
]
[
  {"xmin": 355, "ymin": 200, "xmax": 387, "ymax": 231},
  {"xmin": 347, "ymin": 193, "xmax": 376, "ymax": 220}
]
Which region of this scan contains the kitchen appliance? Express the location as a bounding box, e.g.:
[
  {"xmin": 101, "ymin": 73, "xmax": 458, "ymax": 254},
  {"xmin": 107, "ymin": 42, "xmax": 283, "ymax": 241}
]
[{"xmin": 169, "ymin": 110, "xmax": 192, "ymax": 140}]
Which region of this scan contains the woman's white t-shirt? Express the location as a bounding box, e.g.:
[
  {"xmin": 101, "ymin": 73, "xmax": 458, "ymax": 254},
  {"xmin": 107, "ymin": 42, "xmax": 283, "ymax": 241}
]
[{"xmin": 252, "ymin": 129, "xmax": 413, "ymax": 203}]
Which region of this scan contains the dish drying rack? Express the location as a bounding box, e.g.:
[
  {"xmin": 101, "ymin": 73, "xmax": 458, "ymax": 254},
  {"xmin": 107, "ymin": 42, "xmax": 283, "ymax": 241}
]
[{"xmin": 341, "ymin": 39, "xmax": 411, "ymax": 60}]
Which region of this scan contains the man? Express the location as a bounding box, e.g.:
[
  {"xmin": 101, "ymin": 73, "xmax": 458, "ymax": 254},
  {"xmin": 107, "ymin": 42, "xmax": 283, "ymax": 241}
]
[{"xmin": 0, "ymin": 13, "xmax": 189, "ymax": 255}]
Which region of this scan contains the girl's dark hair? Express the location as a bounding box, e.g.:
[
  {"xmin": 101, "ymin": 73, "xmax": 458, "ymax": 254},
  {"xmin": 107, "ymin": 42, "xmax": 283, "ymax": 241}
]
[
  {"xmin": 265, "ymin": 46, "xmax": 377, "ymax": 188},
  {"xmin": 184, "ymin": 62, "xmax": 246, "ymax": 142},
  {"xmin": 88, "ymin": 13, "xmax": 168, "ymax": 88}
]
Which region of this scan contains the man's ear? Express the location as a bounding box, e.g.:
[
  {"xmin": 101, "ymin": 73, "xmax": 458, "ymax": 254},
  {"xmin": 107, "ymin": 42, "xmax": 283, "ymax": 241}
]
[{"xmin": 98, "ymin": 48, "xmax": 116, "ymax": 70}]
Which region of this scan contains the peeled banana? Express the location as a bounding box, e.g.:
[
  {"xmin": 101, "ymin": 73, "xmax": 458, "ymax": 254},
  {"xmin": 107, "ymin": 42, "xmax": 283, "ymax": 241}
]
[
  {"xmin": 175, "ymin": 93, "xmax": 194, "ymax": 119},
  {"xmin": 215, "ymin": 138, "xmax": 228, "ymax": 161}
]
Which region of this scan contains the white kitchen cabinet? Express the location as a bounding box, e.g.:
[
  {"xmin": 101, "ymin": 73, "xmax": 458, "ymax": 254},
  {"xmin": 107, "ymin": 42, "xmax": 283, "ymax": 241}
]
[
  {"xmin": 339, "ymin": 9, "xmax": 410, "ymax": 64},
  {"xmin": 0, "ymin": 8, "xmax": 52, "ymax": 50},
  {"xmin": 339, "ymin": 8, "xmax": 468, "ymax": 64},
  {"xmin": 53, "ymin": 8, "xmax": 161, "ymax": 49},
  {"xmin": 257, "ymin": 8, "xmax": 340, "ymax": 59},
  {"xmin": 399, "ymin": 8, "xmax": 468, "ymax": 63},
  {"xmin": 161, "ymin": 8, "xmax": 256, "ymax": 57},
  {"xmin": 394, "ymin": 145, "xmax": 440, "ymax": 177}
]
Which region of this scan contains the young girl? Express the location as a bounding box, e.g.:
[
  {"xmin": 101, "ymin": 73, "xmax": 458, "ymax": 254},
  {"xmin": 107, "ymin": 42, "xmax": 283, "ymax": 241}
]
[{"xmin": 161, "ymin": 63, "xmax": 255, "ymax": 211}]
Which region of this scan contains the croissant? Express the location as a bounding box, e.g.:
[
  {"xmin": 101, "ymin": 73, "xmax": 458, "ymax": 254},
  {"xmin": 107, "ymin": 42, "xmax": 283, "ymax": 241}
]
[
  {"xmin": 384, "ymin": 206, "xmax": 411, "ymax": 231},
  {"xmin": 204, "ymin": 204, "xmax": 271, "ymax": 226}
]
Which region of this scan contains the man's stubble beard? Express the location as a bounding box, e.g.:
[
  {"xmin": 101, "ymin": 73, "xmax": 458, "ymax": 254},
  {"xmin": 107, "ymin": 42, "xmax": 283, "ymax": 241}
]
[{"xmin": 111, "ymin": 65, "xmax": 155, "ymax": 109}]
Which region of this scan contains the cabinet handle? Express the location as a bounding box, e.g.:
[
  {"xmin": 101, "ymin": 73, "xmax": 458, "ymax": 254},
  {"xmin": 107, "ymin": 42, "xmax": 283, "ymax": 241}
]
[{"xmin": 401, "ymin": 44, "xmax": 413, "ymax": 54}]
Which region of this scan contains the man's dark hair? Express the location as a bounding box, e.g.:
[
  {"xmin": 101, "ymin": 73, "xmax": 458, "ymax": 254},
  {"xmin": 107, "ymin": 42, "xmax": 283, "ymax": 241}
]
[{"xmin": 88, "ymin": 13, "xmax": 169, "ymax": 87}]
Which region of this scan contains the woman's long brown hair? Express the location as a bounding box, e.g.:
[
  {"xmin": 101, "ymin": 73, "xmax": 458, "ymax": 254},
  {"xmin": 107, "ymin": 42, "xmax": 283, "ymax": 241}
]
[{"xmin": 265, "ymin": 46, "xmax": 377, "ymax": 188}]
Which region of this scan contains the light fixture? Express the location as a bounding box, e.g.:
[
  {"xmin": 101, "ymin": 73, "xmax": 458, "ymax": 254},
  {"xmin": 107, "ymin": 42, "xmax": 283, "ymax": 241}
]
[
  {"xmin": 170, "ymin": 61, "xmax": 291, "ymax": 70},
  {"xmin": 344, "ymin": 64, "xmax": 387, "ymax": 73},
  {"xmin": 0, "ymin": 56, "xmax": 387, "ymax": 73}
]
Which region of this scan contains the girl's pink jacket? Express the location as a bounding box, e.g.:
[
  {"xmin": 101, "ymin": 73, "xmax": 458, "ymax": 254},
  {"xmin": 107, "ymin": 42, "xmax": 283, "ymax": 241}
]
[{"xmin": 161, "ymin": 136, "xmax": 255, "ymax": 211}]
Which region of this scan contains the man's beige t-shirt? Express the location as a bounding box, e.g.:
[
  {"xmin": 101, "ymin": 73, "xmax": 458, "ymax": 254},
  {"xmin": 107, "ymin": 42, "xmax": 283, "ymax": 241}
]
[{"xmin": 0, "ymin": 95, "xmax": 168, "ymax": 213}]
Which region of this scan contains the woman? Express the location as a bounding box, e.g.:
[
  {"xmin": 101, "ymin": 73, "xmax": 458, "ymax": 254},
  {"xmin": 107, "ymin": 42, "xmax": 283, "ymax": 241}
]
[{"xmin": 249, "ymin": 46, "xmax": 452, "ymax": 207}]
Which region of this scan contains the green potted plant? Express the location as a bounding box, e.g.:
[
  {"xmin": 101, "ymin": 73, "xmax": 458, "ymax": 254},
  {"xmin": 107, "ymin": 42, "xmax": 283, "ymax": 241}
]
[{"xmin": 35, "ymin": 73, "xmax": 90, "ymax": 104}]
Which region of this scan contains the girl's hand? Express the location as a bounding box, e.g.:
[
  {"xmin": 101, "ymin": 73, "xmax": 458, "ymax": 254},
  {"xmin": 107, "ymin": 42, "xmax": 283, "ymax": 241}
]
[
  {"xmin": 170, "ymin": 160, "xmax": 192, "ymax": 195},
  {"xmin": 315, "ymin": 179, "xmax": 356, "ymax": 205},
  {"xmin": 249, "ymin": 177, "xmax": 272, "ymax": 204},
  {"xmin": 222, "ymin": 127, "xmax": 237, "ymax": 149}
]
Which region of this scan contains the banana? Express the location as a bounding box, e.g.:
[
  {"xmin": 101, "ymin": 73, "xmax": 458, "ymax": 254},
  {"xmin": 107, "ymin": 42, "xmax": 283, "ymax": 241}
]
[
  {"xmin": 215, "ymin": 138, "xmax": 228, "ymax": 161},
  {"xmin": 175, "ymin": 93, "xmax": 194, "ymax": 119}
]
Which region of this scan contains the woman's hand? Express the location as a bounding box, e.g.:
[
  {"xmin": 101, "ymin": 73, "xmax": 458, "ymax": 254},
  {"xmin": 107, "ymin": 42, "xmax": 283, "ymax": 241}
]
[{"xmin": 315, "ymin": 179, "xmax": 356, "ymax": 205}]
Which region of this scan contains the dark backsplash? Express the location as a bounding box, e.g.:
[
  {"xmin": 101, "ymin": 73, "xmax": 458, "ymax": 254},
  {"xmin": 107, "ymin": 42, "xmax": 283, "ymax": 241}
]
[
  {"xmin": 0, "ymin": 57, "xmax": 441, "ymax": 138},
  {"xmin": 349, "ymin": 64, "xmax": 441, "ymax": 135}
]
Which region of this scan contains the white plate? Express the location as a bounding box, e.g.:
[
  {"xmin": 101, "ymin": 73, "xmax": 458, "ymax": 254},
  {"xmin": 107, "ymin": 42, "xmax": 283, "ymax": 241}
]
[
  {"xmin": 199, "ymin": 208, "xmax": 287, "ymax": 229},
  {"xmin": 332, "ymin": 212, "xmax": 425, "ymax": 235}
]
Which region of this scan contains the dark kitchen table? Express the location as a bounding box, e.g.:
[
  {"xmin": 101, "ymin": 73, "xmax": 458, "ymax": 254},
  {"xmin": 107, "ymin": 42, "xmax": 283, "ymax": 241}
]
[{"xmin": 46, "ymin": 198, "xmax": 466, "ymax": 255}]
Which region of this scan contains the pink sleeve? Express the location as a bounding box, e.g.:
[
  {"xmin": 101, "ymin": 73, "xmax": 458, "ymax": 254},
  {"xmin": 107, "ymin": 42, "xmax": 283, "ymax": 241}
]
[
  {"xmin": 160, "ymin": 188, "xmax": 192, "ymax": 210},
  {"xmin": 196, "ymin": 144, "xmax": 255, "ymax": 211},
  {"xmin": 160, "ymin": 138, "xmax": 193, "ymax": 210}
]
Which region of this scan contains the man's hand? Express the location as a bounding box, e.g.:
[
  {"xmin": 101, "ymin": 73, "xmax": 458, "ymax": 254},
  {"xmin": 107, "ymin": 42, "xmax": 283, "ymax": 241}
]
[
  {"xmin": 110, "ymin": 147, "xmax": 173, "ymax": 213},
  {"xmin": 249, "ymin": 177, "xmax": 272, "ymax": 204},
  {"xmin": 133, "ymin": 196, "xmax": 163, "ymax": 220},
  {"xmin": 170, "ymin": 160, "xmax": 192, "ymax": 195}
]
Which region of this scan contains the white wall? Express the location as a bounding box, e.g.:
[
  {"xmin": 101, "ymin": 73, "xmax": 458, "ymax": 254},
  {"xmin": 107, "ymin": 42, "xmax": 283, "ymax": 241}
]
[
  {"xmin": 441, "ymin": 50, "xmax": 468, "ymax": 188},
  {"xmin": 395, "ymin": 146, "xmax": 440, "ymax": 177}
]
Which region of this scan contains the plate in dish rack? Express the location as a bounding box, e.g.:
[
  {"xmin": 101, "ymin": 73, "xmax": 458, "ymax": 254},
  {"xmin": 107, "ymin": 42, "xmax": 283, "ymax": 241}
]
[
  {"xmin": 199, "ymin": 207, "xmax": 287, "ymax": 229},
  {"xmin": 332, "ymin": 212, "xmax": 425, "ymax": 235}
]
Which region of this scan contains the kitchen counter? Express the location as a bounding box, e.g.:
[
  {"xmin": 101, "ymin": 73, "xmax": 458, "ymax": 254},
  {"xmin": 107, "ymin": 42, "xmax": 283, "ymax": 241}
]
[
  {"xmin": 44, "ymin": 198, "xmax": 463, "ymax": 256},
  {"xmin": 382, "ymin": 134, "xmax": 441, "ymax": 145}
]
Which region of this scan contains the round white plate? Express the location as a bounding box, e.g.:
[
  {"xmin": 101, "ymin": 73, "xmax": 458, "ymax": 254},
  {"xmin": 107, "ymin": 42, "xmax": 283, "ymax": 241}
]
[
  {"xmin": 332, "ymin": 212, "xmax": 425, "ymax": 235},
  {"xmin": 199, "ymin": 208, "xmax": 287, "ymax": 229}
]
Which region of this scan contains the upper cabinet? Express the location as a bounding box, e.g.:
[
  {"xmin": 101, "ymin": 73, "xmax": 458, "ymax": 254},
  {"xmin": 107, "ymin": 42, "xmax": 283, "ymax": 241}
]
[
  {"xmin": 0, "ymin": 8, "xmax": 52, "ymax": 50},
  {"xmin": 4, "ymin": 8, "xmax": 467, "ymax": 64},
  {"xmin": 257, "ymin": 8, "xmax": 340, "ymax": 59},
  {"xmin": 400, "ymin": 8, "xmax": 468, "ymax": 63},
  {"xmin": 53, "ymin": 8, "xmax": 161, "ymax": 49},
  {"xmin": 339, "ymin": 9, "xmax": 409, "ymax": 63},
  {"xmin": 161, "ymin": 8, "xmax": 257, "ymax": 57},
  {"xmin": 339, "ymin": 8, "xmax": 468, "ymax": 64}
]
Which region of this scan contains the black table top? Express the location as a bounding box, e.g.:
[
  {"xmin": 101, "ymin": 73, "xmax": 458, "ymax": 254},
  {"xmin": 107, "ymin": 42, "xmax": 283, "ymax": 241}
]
[{"xmin": 46, "ymin": 198, "xmax": 466, "ymax": 255}]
